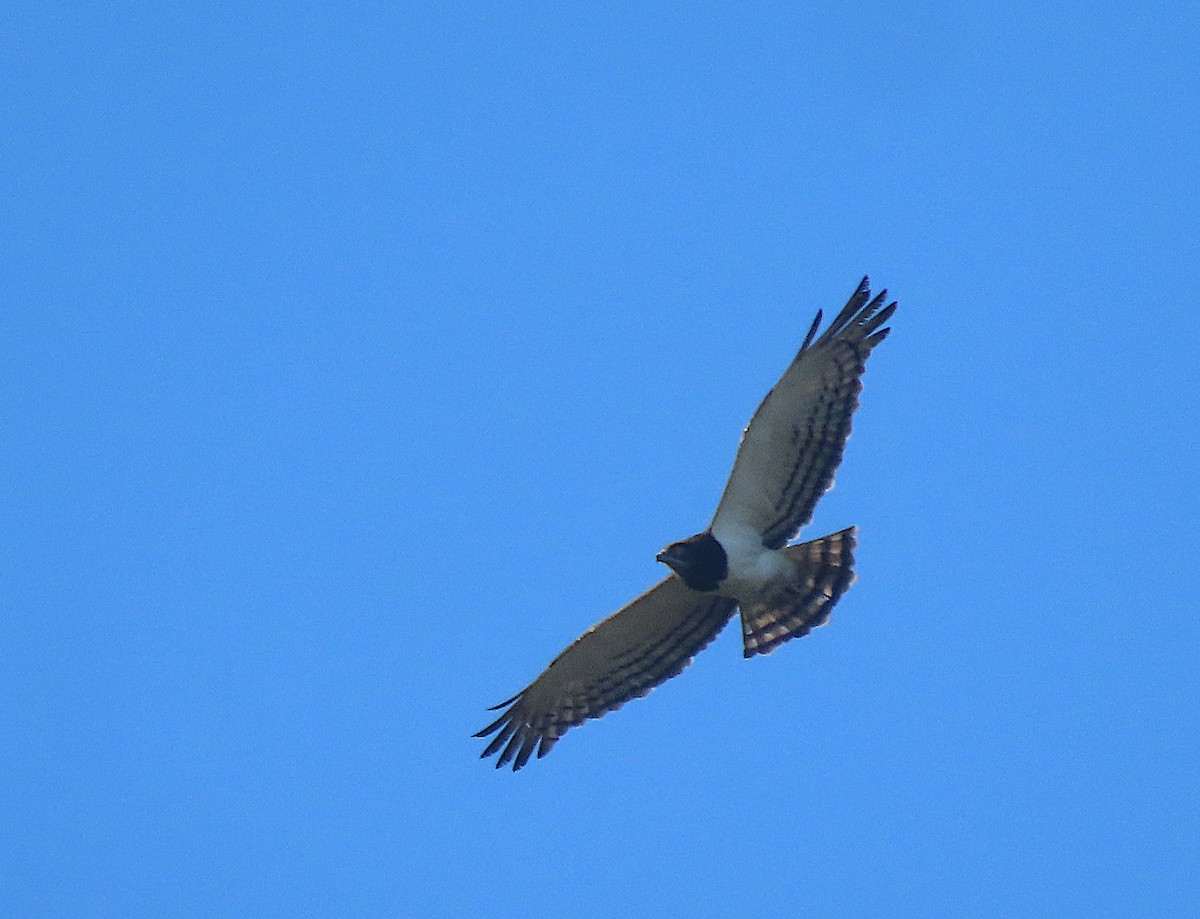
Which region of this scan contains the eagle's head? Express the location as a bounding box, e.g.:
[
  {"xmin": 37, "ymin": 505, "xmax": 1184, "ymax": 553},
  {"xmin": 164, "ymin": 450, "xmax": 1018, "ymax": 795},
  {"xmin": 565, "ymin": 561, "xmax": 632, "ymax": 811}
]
[{"xmin": 656, "ymin": 531, "xmax": 728, "ymax": 593}]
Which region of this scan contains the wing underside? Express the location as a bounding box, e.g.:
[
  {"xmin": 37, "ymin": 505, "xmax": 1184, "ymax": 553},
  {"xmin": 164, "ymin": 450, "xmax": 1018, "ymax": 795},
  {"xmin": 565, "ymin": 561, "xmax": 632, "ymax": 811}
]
[
  {"xmin": 476, "ymin": 577, "xmax": 737, "ymax": 770},
  {"xmin": 712, "ymin": 277, "xmax": 895, "ymax": 550}
]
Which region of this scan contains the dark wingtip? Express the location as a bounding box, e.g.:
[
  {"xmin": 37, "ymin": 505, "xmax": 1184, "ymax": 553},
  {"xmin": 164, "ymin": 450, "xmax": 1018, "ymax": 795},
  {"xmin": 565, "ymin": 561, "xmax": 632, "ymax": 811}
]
[
  {"xmin": 496, "ymin": 728, "xmax": 527, "ymax": 769},
  {"xmin": 474, "ymin": 709, "xmax": 510, "ymax": 739},
  {"xmin": 863, "ymin": 301, "xmax": 897, "ymax": 346},
  {"xmin": 513, "ymin": 734, "xmax": 538, "ymax": 770},
  {"xmin": 851, "ymin": 276, "xmax": 870, "ymax": 306},
  {"xmin": 478, "ymin": 688, "xmax": 550, "ymax": 771},
  {"xmin": 860, "ymin": 289, "xmax": 887, "ymax": 321},
  {"xmin": 799, "ymin": 309, "xmax": 823, "ymax": 351},
  {"xmin": 487, "ymin": 691, "xmax": 522, "ymax": 712}
]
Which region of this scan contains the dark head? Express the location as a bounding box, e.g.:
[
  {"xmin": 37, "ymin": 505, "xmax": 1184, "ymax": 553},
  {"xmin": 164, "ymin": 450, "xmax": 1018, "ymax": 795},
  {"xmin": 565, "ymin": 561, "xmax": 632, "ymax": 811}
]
[{"xmin": 655, "ymin": 531, "xmax": 728, "ymax": 592}]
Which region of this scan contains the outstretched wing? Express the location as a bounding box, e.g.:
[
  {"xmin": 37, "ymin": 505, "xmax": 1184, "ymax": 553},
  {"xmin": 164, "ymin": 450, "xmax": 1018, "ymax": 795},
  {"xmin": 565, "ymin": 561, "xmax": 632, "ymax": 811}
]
[
  {"xmin": 476, "ymin": 577, "xmax": 737, "ymax": 771},
  {"xmin": 711, "ymin": 277, "xmax": 895, "ymax": 550}
]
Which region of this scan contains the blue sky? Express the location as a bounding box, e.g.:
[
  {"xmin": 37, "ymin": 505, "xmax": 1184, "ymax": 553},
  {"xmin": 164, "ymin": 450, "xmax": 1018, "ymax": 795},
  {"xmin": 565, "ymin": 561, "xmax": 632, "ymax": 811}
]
[{"xmin": 4, "ymin": 3, "xmax": 1198, "ymax": 916}]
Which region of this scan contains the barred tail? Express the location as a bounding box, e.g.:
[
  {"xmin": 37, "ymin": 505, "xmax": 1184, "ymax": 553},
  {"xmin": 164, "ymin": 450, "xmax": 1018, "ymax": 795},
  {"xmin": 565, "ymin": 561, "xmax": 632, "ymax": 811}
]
[{"xmin": 739, "ymin": 527, "xmax": 857, "ymax": 658}]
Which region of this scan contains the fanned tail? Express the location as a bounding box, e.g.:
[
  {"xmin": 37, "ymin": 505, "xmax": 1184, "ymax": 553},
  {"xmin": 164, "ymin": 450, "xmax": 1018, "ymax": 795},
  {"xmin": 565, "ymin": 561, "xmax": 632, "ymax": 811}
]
[{"xmin": 739, "ymin": 527, "xmax": 857, "ymax": 658}]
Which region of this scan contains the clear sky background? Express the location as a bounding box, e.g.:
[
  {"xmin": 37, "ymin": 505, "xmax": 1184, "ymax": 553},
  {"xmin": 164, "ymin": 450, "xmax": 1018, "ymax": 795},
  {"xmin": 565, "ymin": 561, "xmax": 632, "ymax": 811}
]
[{"xmin": 4, "ymin": 3, "xmax": 1198, "ymax": 917}]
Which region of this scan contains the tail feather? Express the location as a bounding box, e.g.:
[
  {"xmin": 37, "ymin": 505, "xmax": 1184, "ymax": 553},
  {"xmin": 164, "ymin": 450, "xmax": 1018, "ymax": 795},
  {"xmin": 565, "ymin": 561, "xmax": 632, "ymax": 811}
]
[{"xmin": 740, "ymin": 527, "xmax": 857, "ymax": 658}]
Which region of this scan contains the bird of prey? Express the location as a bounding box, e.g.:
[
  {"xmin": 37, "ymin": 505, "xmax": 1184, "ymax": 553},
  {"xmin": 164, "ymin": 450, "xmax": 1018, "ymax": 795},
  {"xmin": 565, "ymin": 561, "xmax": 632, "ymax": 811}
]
[{"xmin": 477, "ymin": 277, "xmax": 896, "ymax": 770}]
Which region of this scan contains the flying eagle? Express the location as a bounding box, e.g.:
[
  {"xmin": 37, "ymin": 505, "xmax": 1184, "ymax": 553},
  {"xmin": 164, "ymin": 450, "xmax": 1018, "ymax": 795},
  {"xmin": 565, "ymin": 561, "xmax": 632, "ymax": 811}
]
[{"xmin": 477, "ymin": 277, "xmax": 896, "ymax": 770}]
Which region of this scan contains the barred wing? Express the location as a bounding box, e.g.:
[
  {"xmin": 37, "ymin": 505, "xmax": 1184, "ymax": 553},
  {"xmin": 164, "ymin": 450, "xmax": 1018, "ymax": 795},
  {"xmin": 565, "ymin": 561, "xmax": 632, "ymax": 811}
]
[
  {"xmin": 476, "ymin": 577, "xmax": 737, "ymax": 771},
  {"xmin": 711, "ymin": 277, "xmax": 895, "ymax": 550}
]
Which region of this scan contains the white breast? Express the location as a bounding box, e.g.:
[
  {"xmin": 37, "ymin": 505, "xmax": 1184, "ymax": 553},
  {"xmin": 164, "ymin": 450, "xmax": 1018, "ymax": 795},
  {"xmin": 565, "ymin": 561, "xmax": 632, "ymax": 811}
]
[{"xmin": 711, "ymin": 518, "xmax": 791, "ymax": 598}]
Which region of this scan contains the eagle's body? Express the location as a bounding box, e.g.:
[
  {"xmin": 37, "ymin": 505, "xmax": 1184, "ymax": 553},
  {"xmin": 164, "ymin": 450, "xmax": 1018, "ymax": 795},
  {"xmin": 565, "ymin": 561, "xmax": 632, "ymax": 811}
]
[{"xmin": 477, "ymin": 277, "xmax": 896, "ymax": 770}]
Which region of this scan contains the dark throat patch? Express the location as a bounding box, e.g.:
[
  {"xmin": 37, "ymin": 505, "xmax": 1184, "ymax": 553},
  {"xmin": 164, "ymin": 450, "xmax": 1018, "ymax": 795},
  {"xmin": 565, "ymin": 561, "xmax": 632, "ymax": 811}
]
[{"xmin": 666, "ymin": 531, "xmax": 728, "ymax": 592}]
